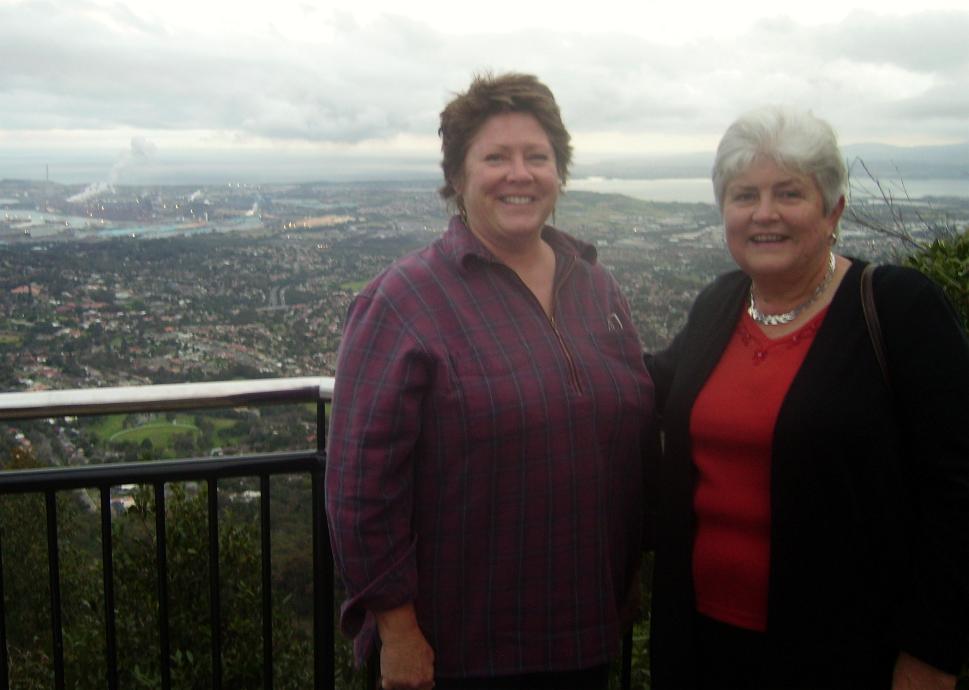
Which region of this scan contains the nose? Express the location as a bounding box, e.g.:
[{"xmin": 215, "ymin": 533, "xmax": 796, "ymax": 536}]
[
  {"xmin": 751, "ymin": 195, "xmax": 777, "ymax": 222},
  {"xmin": 506, "ymin": 153, "xmax": 533, "ymax": 181}
]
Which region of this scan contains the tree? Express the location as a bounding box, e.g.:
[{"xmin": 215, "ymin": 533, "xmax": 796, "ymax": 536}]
[
  {"xmin": 172, "ymin": 432, "xmax": 197, "ymax": 457},
  {"xmin": 1, "ymin": 476, "xmax": 319, "ymax": 689},
  {"xmin": 105, "ymin": 483, "xmax": 314, "ymax": 689},
  {"xmin": 0, "ymin": 447, "xmax": 98, "ymax": 688},
  {"xmin": 846, "ymin": 158, "xmax": 968, "ymax": 330},
  {"xmin": 903, "ymin": 231, "xmax": 969, "ymax": 331}
]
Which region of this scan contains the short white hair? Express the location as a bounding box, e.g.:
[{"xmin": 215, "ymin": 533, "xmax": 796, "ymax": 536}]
[{"xmin": 712, "ymin": 105, "xmax": 847, "ymax": 215}]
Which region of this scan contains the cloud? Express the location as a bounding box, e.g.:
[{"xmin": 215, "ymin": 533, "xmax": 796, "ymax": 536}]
[
  {"xmin": 824, "ymin": 10, "xmax": 969, "ymax": 73},
  {"xmin": 538, "ymin": 11, "xmax": 969, "ymax": 146},
  {"xmin": 0, "ymin": 0, "xmax": 967, "ymax": 158}
]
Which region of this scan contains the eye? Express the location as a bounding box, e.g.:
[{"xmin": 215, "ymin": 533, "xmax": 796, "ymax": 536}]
[
  {"xmin": 730, "ymin": 190, "xmax": 756, "ymax": 203},
  {"xmin": 484, "ymin": 153, "xmax": 505, "ymax": 163},
  {"xmin": 778, "ymin": 189, "xmax": 803, "ymax": 200}
]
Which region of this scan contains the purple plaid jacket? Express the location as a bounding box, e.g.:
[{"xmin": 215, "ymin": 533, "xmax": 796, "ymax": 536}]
[{"xmin": 325, "ymin": 216, "xmax": 655, "ymax": 678}]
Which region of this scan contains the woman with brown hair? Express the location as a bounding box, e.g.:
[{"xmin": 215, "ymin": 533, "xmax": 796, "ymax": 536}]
[{"xmin": 326, "ymin": 73, "xmax": 654, "ymax": 690}]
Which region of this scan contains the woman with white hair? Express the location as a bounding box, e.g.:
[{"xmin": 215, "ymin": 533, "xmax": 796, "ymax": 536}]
[{"xmin": 646, "ymin": 106, "xmax": 968, "ymax": 689}]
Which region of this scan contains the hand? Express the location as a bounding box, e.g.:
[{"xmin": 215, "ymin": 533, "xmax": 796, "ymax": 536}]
[
  {"xmin": 375, "ymin": 603, "xmax": 435, "ymax": 690},
  {"xmin": 892, "ymin": 652, "xmax": 957, "ymax": 690}
]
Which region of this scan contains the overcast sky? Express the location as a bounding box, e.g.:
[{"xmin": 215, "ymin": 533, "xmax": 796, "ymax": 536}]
[{"xmin": 1, "ymin": 0, "xmax": 967, "ymax": 183}]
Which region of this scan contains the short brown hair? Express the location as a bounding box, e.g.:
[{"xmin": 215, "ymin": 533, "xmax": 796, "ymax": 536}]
[{"xmin": 438, "ymin": 72, "xmax": 573, "ymax": 201}]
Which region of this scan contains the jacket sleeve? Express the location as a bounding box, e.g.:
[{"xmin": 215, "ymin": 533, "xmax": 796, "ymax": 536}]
[
  {"xmin": 645, "ymin": 325, "xmax": 686, "ymax": 417},
  {"xmin": 641, "ymin": 315, "xmax": 688, "ymax": 552},
  {"xmin": 879, "ymin": 267, "xmax": 969, "ymax": 673},
  {"xmin": 324, "ymin": 290, "xmax": 431, "ymax": 652}
]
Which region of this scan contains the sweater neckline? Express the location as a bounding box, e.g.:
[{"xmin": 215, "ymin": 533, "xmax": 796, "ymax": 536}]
[{"xmin": 737, "ymin": 305, "xmax": 829, "ymax": 364}]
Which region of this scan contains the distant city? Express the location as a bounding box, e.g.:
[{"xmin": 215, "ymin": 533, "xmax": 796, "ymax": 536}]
[{"xmin": 3, "ymin": 170, "xmax": 966, "ymax": 380}]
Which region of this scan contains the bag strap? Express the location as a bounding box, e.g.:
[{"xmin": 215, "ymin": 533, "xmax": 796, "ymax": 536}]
[{"xmin": 861, "ymin": 264, "xmax": 891, "ymax": 387}]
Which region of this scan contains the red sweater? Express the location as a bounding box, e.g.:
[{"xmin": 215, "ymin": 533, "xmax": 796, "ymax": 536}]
[{"xmin": 689, "ymin": 307, "xmax": 827, "ymax": 631}]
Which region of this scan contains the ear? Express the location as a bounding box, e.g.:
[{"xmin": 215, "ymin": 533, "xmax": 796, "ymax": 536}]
[
  {"xmin": 828, "ymin": 195, "xmax": 846, "ymax": 229},
  {"xmin": 451, "ymin": 171, "xmax": 466, "ymax": 198}
]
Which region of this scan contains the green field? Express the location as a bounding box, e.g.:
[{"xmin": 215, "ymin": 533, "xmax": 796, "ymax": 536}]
[
  {"xmin": 84, "ymin": 407, "xmax": 319, "ymax": 458},
  {"xmin": 108, "ymin": 422, "xmax": 199, "ymax": 446},
  {"xmin": 93, "ymin": 413, "xmax": 238, "ymax": 448},
  {"xmin": 0, "ymin": 333, "xmax": 22, "ymax": 346}
]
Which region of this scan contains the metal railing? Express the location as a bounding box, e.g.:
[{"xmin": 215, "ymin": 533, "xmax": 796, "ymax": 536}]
[
  {"xmin": 0, "ymin": 377, "xmax": 637, "ymax": 690},
  {"xmin": 0, "ymin": 377, "xmax": 335, "ymax": 690}
]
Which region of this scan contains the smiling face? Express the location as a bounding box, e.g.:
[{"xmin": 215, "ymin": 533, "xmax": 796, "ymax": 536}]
[
  {"xmin": 723, "ymin": 155, "xmax": 844, "ymax": 288},
  {"xmin": 456, "ymin": 111, "xmax": 559, "ymax": 256}
]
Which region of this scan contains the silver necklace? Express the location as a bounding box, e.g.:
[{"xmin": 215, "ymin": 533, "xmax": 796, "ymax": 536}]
[{"xmin": 748, "ymin": 252, "xmax": 836, "ymax": 326}]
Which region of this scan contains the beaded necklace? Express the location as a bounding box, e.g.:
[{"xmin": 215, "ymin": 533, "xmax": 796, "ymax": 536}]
[{"xmin": 748, "ymin": 252, "xmax": 836, "ymax": 326}]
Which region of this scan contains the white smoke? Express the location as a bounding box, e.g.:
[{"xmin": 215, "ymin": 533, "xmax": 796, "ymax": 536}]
[
  {"xmin": 128, "ymin": 136, "xmax": 157, "ymax": 160},
  {"xmin": 67, "ymin": 137, "xmax": 158, "ymax": 203},
  {"xmin": 66, "ymin": 181, "xmax": 114, "ymax": 203}
]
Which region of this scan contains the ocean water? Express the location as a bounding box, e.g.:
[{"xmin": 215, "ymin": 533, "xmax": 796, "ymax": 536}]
[
  {"xmin": 568, "ymin": 177, "xmax": 715, "ymax": 204},
  {"xmin": 568, "ymin": 177, "xmax": 968, "ymax": 205}
]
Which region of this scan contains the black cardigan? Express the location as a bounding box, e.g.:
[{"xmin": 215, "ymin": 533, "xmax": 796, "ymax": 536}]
[{"xmin": 646, "ymin": 260, "xmax": 969, "ymax": 689}]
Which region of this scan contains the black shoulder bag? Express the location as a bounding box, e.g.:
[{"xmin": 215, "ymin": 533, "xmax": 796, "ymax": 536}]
[{"xmin": 861, "ymin": 263, "xmax": 890, "ymax": 387}]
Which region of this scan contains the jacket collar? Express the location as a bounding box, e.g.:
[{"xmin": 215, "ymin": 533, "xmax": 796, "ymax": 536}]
[{"xmin": 442, "ymin": 214, "xmax": 597, "ymax": 270}]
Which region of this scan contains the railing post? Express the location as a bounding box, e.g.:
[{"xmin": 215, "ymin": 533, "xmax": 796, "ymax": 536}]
[
  {"xmin": 260, "ymin": 474, "xmax": 273, "ymax": 690},
  {"xmin": 154, "ymin": 483, "xmax": 171, "ymax": 690},
  {"xmin": 621, "ymin": 630, "xmax": 633, "ymax": 690},
  {"xmin": 45, "ymin": 492, "xmax": 65, "ymax": 690},
  {"xmin": 207, "ymin": 478, "xmax": 223, "ymax": 689},
  {"xmin": 0, "ymin": 518, "xmax": 9, "ymax": 690},
  {"xmin": 100, "ymin": 486, "xmax": 119, "ymax": 690},
  {"xmin": 314, "ymin": 399, "xmax": 334, "ymax": 690}
]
